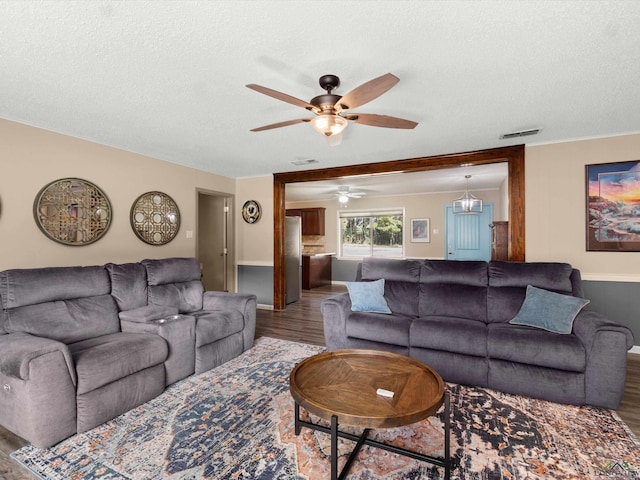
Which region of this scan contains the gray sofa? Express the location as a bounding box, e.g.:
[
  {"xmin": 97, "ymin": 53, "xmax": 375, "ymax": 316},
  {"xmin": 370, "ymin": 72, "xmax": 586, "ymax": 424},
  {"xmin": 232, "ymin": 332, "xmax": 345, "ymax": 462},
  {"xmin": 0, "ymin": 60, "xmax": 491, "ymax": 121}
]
[
  {"xmin": 321, "ymin": 258, "xmax": 634, "ymax": 409},
  {"xmin": 0, "ymin": 257, "xmax": 256, "ymax": 448}
]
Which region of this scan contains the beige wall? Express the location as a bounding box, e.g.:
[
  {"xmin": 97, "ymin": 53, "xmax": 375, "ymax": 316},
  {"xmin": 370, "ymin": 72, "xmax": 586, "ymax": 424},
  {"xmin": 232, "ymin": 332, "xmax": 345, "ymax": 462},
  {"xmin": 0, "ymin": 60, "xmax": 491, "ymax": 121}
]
[
  {"xmin": 525, "ymin": 133, "xmax": 640, "ymax": 278},
  {"xmin": 235, "ymin": 176, "xmax": 274, "ymax": 265},
  {"xmin": 0, "ymin": 119, "xmax": 236, "ymax": 270},
  {"xmin": 237, "ymin": 133, "xmax": 640, "ymax": 280},
  {"xmin": 4, "ymin": 118, "xmax": 640, "ymax": 281}
]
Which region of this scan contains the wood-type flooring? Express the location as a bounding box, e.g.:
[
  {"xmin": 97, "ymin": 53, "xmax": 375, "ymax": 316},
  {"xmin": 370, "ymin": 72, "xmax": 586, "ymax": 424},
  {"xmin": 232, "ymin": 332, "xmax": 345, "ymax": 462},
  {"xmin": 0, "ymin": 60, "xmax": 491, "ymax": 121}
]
[{"xmin": 1, "ymin": 284, "xmax": 638, "ymax": 480}]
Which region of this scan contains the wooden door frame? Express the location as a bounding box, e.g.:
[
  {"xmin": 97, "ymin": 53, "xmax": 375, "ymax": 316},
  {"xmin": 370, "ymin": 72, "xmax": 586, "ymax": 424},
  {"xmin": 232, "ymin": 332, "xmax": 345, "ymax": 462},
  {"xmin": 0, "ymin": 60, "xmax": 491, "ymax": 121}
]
[{"xmin": 273, "ymin": 145, "xmax": 525, "ymax": 310}]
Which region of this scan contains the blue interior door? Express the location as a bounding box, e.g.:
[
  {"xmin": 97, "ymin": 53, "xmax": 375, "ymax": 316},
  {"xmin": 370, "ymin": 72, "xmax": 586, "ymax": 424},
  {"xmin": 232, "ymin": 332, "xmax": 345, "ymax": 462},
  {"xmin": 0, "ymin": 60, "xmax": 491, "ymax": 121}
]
[{"xmin": 445, "ymin": 204, "xmax": 493, "ymax": 261}]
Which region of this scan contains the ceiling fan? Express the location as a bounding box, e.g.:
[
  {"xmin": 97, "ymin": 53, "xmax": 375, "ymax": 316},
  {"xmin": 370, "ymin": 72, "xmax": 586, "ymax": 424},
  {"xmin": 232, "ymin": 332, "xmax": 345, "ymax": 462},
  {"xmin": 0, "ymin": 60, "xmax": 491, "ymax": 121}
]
[
  {"xmin": 246, "ymin": 73, "xmax": 418, "ymax": 142},
  {"xmin": 336, "ymin": 186, "xmax": 365, "ymax": 204}
]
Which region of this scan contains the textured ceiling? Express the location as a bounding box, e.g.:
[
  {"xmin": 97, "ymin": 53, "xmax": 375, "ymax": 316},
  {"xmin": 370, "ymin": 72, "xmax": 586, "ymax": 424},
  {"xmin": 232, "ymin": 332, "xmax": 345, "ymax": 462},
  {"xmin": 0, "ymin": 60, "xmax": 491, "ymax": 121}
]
[{"xmin": 1, "ymin": 0, "xmax": 640, "ymax": 182}]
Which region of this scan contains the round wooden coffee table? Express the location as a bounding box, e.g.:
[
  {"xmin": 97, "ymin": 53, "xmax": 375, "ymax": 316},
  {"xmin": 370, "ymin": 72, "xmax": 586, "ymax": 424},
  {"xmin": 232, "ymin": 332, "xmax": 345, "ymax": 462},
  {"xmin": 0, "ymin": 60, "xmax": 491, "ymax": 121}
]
[{"xmin": 289, "ymin": 349, "xmax": 450, "ymax": 480}]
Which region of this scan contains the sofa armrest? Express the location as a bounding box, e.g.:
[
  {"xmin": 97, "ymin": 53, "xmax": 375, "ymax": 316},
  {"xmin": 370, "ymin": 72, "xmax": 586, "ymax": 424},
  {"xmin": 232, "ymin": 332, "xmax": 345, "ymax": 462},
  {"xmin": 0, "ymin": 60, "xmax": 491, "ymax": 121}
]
[
  {"xmin": 572, "ymin": 310, "xmax": 634, "ymax": 408},
  {"xmin": 320, "ymin": 293, "xmax": 352, "ymax": 350},
  {"xmin": 119, "ymin": 305, "xmax": 179, "ymax": 323},
  {"xmin": 573, "ymin": 310, "xmax": 634, "ymax": 351},
  {"xmin": 0, "ymin": 332, "xmax": 78, "ymax": 447},
  {"xmin": 202, "ymin": 292, "xmax": 257, "ymax": 349},
  {"xmin": 0, "ymin": 332, "xmax": 76, "ymax": 385},
  {"xmin": 203, "ymin": 291, "xmax": 256, "ymax": 311}
]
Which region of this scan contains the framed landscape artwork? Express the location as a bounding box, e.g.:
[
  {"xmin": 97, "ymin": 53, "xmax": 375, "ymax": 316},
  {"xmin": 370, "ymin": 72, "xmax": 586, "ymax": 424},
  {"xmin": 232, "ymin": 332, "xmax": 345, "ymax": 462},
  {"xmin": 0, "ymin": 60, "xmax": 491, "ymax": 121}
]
[
  {"xmin": 586, "ymin": 160, "xmax": 640, "ymax": 251},
  {"xmin": 411, "ymin": 218, "xmax": 430, "ymax": 243}
]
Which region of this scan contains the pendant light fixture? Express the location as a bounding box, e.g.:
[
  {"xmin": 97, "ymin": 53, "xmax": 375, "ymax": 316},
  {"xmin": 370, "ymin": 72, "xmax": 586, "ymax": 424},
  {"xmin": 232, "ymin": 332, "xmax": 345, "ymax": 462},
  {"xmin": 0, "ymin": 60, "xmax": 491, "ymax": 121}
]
[{"xmin": 453, "ymin": 175, "xmax": 483, "ymax": 214}]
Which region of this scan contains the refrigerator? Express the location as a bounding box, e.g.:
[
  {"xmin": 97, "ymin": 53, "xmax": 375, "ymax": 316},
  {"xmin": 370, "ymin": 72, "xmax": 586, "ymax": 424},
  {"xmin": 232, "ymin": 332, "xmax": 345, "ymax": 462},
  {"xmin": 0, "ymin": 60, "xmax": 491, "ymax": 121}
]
[{"xmin": 285, "ymin": 215, "xmax": 302, "ymax": 304}]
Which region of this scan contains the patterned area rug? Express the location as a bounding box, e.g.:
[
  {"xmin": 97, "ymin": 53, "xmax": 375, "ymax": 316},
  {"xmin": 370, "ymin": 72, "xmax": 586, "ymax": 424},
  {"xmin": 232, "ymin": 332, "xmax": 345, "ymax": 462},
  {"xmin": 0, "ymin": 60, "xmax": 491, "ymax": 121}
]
[{"xmin": 12, "ymin": 337, "xmax": 640, "ymax": 480}]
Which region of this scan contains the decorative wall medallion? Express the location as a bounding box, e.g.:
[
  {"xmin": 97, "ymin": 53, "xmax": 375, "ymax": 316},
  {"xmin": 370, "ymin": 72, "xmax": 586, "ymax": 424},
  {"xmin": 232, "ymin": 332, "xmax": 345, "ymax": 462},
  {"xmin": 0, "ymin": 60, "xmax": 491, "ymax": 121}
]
[
  {"xmin": 33, "ymin": 178, "xmax": 112, "ymax": 245},
  {"xmin": 130, "ymin": 191, "xmax": 180, "ymax": 245},
  {"xmin": 242, "ymin": 200, "xmax": 262, "ymax": 224}
]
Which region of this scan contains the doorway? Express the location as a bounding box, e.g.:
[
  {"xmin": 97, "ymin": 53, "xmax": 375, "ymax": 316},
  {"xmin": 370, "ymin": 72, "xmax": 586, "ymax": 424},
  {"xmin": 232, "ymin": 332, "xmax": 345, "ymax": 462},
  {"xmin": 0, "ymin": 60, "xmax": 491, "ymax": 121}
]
[
  {"xmin": 197, "ymin": 191, "xmax": 234, "ymax": 292},
  {"xmin": 445, "ymin": 204, "xmax": 493, "ymax": 261},
  {"xmin": 272, "ymin": 145, "xmax": 525, "ymax": 310}
]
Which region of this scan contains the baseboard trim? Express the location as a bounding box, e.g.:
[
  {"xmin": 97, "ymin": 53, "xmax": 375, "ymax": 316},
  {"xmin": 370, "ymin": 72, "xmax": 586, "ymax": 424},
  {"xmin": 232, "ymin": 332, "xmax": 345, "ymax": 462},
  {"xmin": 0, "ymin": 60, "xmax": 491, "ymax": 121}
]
[
  {"xmin": 581, "ymin": 273, "xmax": 640, "ymax": 283},
  {"xmin": 257, "ymin": 304, "xmax": 274, "ymax": 310},
  {"xmin": 237, "ymin": 261, "xmax": 274, "ymax": 267}
]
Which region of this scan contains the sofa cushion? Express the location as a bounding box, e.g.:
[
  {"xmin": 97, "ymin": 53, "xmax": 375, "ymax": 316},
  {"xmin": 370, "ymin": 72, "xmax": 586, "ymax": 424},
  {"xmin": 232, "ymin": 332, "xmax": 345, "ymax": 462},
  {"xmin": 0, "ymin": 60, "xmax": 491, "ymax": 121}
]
[
  {"xmin": 421, "ymin": 260, "xmax": 488, "ymax": 287},
  {"xmin": 419, "ymin": 283, "xmax": 488, "ymax": 321},
  {"xmin": 487, "ymin": 261, "xmax": 576, "ymax": 324},
  {"xmin": 345, "ymin": 312, "xmax": 413, "ymax": 347},
  {"xmin": 410, "ymin": 316, "xmax": 488, "ymax": 357},
  {"xmin": 509, "ymin": 285, "xmax": 590, "ymax": 334},
  {"xmin": 419, "ymin": 261, "xmax": 488, "ymax": 322},
  {"xmin": 360, "ymin": 257, "xmax": 422, "ymax": 283},
  {"xmin": 3, "ymin": 295, "xmax": 120, "ymax": 344},
  {"xmin": 148, "ymin": 281, "xmax": 204, "ymax": 313},
  {"xmin": 69, "ymin": 332, "xmax": 168, "ymax": 395},
  {"xmin": 193, "ymin": 310, "xmax": 245, "ymax": 347},
  {"xmin": 0, "ymin": 265, "xmax": 110, "ymax": 309},
  {"xmin": 346, "ymin": 279, "xmax": 392, "ymax": 314},
  {"xmin": 488, "ymin": 261, "xmax": 574, "ymax": 292},
  {"xmin": 143, "ymin": 257, "xmax": 201, "ymax": 285},
  {"xmin": 118, "ymin": 305, "xmax": 179, "ymax": 323},
  {"xmin": 359, "ymin": 258, "xmax": 421, "ymax": 316},
  {"xmin": 106, "ymin": 262, "xmax": 148, "ymax": 311},
  {"xmin": 487, "ymin": 323, "xmax": 586, "ymax": 372},
  {"xmin": 143, "ymin": 258, "xmax": 204, "ymax": 312}
]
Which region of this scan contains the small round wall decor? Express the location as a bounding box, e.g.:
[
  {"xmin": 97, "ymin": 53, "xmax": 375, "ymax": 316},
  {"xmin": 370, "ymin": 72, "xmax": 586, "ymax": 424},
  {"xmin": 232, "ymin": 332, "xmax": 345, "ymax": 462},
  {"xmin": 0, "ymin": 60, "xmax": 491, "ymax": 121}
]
[
  {"xmin": 33, "ymin": 177, "xmax": 112, "ymax": 245},
  {"xmin": 130, "ymin": 191, "xmax": 180, "ymax": 245},
  {"xmin": 242, "ymin": 200, "xmax": 262, "ymax": 224}
]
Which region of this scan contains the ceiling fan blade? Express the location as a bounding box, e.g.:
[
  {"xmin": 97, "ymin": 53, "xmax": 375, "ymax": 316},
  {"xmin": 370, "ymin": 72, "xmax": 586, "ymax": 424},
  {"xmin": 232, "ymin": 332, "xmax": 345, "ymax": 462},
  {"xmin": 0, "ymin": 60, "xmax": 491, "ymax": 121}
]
[
  {"xmin": 250, "ymin": 118, "xmax": 311, "ymax": 132},
  {"xmin": 246, "ymin": 84, "xmax": 316, "ymax": 111},
  {"xmin": 335, "ymin": 73, "xmax": 400, "ymax": 111},
  {"xmin": 345, "ymin": 113, "xmax": 418, "ymax": 129}
]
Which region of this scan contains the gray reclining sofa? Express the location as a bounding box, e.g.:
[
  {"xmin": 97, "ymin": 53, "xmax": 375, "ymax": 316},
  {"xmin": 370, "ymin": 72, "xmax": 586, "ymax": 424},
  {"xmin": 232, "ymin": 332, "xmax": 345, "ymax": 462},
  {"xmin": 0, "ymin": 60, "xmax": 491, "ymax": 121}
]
[
  {"xmin": 321, "ymin": 258, "xmax": 634, "ymax": 409},
  {"xmin": 0, "ymin": 257, "xmax": 256, "ymax": 448}
]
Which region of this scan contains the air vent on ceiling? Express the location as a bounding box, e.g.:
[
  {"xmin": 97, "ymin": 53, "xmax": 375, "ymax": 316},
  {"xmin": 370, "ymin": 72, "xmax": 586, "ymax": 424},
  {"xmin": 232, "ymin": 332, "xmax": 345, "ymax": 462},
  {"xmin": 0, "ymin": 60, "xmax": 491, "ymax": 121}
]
[
  {"xmin": 500, "ymin": 128, "xmax": 541, "ymax": 140},
  {"xmin": 291, "ymin": 159, "xmax": 319, "ymax": 166}
]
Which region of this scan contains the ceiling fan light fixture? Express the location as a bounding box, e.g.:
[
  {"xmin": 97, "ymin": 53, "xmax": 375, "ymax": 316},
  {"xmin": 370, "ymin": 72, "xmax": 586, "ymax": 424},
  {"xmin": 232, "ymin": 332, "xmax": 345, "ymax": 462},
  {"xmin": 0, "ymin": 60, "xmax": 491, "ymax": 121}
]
[
  {"xmin": 338, "ymin": 194, "xmax": 349, "ymax": 204},
  {"xmin": 310, "ymin": 113, "xmax": 348, "ymax": 137},
  {"xmin": 326, "ymin": 132, "xmax": 342, "ymax": 146}
]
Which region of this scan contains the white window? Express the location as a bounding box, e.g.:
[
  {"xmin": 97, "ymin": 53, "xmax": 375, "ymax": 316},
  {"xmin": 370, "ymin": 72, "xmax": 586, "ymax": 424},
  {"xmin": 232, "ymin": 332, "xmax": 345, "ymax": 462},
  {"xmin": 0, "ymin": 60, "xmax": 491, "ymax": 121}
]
[{"xmin": 339, "ymin": 209, "xmax": 404, "ymax": 258}]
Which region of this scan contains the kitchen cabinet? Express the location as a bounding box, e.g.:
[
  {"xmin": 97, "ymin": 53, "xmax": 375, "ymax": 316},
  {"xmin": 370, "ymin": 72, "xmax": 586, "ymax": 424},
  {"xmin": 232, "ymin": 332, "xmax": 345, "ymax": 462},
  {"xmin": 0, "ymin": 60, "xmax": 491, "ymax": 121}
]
[
  {"xmin": 490, "ymin": 221, "xmax": 509, "ymax": 261},
  {"xmin": 302, "ymin": 254, "xmax": 332, "ymax": 290},
  {"xmin": 286, "ymin": 208, "xmax": 325, "ymax": 236}
]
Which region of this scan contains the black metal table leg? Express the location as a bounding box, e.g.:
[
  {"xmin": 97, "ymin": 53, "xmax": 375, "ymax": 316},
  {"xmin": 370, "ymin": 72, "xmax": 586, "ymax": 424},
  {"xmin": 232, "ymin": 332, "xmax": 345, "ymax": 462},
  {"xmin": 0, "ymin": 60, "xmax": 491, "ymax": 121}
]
[
  {"xmin": 339, "ymin": 428, "xmax": 369, "ymax": 480},
  {"xmin": 444, "ymin": 391, "xmax": 451, "ymax": 480},
  {"xmin": 294, "ymin": 402, "xmax": 301, "ymax": 435},
  {"xmin": 331, "ymin": 415, "xmax": 338, "ymax": 480},
  {"xmin": 294, "ymin": 392, "xmax": 452, "ymax": 480}
]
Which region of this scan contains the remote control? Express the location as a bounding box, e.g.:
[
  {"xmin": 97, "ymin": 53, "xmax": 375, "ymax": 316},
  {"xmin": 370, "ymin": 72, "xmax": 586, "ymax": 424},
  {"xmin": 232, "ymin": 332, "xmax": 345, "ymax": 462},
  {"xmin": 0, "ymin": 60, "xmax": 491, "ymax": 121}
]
[{"xmin": 376, "ymin": 388, "xmax": 394, "ymax": 398}]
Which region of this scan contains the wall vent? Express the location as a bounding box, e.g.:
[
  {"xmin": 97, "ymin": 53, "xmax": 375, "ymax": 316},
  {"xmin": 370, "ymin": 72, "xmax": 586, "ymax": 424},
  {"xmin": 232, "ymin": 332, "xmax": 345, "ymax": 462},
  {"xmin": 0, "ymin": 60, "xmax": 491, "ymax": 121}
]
[
  {"xmin": 500, "ymin": 128, "xmax": 541, "ymax": 140},
  {"xmin": 291, "ymin": 159, "xmax": 319, "ymax": 166}
]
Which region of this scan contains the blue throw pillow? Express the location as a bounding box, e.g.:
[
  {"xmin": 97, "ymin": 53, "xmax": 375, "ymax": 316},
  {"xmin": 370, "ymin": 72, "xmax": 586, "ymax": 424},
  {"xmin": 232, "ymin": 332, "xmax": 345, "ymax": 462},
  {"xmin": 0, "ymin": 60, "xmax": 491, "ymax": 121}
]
[
  {"xmin": 346, "ymin": 279, "xmax": 392, "ymax": 314},
  {"xmin": 509, "ymin": 285, "xmax": 590, "ymax": 334}
]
